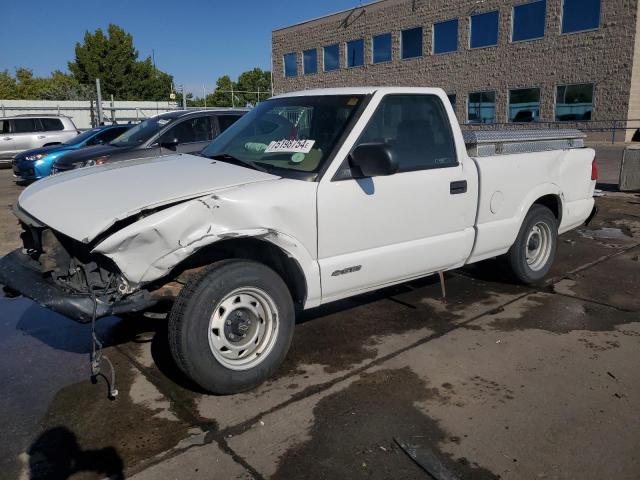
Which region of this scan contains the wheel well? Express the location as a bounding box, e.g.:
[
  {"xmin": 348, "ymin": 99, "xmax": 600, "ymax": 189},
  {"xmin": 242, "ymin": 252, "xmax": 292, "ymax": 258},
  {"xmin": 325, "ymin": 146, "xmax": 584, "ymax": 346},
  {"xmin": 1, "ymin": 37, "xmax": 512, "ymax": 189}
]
[
  {"xmin": 170, "ymin": 238, "xmax": 307, "ymax": 308},
  {"xmin": 532, "ymin": 194, "xmax": 562, "ymax": 224}
]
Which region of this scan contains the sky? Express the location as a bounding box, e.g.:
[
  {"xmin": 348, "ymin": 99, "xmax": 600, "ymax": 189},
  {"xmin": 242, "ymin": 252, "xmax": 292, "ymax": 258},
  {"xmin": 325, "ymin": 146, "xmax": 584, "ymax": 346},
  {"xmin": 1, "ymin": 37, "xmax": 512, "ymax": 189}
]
[{"xmin": 0, "ymin": 0, "xmax": 365, "ymax": 96}]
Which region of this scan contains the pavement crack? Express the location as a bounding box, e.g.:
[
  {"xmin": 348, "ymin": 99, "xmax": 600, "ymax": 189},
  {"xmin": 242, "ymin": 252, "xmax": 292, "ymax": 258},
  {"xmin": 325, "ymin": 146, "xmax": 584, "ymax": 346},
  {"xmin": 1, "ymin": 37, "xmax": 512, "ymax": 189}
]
[{"xmin": 114, "ymin": 344, "xmax": 265, "ymax": 480}]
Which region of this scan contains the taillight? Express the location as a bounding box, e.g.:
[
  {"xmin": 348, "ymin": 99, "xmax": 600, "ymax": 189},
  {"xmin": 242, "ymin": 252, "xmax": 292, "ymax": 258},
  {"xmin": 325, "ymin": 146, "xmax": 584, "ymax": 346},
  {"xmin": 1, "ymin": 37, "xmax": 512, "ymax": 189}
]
[{"xmin": 591, "ymin": 158, "xmax": 598, "ymax": 181}]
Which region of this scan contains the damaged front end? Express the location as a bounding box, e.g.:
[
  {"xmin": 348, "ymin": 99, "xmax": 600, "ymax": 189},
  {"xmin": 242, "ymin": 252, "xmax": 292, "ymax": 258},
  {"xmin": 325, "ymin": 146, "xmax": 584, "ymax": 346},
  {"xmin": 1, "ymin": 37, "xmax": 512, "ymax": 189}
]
[{"xmin": 0, "ymin": 211, "xmax": 156, "ymax": 323}]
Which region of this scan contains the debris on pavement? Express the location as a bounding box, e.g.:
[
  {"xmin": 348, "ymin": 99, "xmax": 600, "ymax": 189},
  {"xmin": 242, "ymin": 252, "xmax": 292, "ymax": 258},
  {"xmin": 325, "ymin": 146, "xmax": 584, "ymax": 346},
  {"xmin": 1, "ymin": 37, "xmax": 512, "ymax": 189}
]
[{"xmin": 394, "ymin": 437, "xmax": 459, "ymax": 480}]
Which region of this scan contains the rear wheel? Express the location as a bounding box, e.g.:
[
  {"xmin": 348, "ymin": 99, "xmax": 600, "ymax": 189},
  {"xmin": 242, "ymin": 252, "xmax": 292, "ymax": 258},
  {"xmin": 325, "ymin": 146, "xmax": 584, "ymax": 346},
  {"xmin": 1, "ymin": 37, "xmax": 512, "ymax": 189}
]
[
  {"xmin": 506, "ymin": 204, "xmax": 558, "ymax": 284},
  {"xmin": 168, "ymin": 260, "xmax": 295, "ymax": 394}
]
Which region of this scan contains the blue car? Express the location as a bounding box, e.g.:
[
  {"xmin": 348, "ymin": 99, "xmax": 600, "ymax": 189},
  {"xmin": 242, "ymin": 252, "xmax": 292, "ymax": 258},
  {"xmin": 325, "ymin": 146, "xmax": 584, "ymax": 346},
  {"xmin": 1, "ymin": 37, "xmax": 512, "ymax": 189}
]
[{"xmin": 12, "ymin": 124, "xmax": 132, "ymax": 182}]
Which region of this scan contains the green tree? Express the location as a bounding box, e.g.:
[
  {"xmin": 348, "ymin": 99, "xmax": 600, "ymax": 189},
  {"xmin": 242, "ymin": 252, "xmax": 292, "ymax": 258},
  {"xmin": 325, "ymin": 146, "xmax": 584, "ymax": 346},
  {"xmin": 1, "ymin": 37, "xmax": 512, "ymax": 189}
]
[
  {"xmin": 0, "ymin": 70, "xmax": 18, "ymax": 99},
  {"xmin": 206, "ymin": 75, "xmax": 237, "ymax": 107},
  {"xmin": 68, "ymin": 24, "xmax": 173, "ymax": 101},
  {"xmin": 236, "ymin": 68, "xmax": 272, "ymax": 105},
  {"xmin": 199, "ymin": 69, "xmax": 272, "ymax": 108}
]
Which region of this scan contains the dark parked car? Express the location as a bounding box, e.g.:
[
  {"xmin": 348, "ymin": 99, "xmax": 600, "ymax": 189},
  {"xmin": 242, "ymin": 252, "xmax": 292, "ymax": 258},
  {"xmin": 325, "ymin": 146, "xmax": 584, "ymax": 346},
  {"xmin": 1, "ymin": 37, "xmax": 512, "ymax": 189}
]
[
  {"xmin": 12, "ymin": 124, "xmax": 131, "ymax": 182},
  {"xmin": 51, "ymin": 109, "xmax": 247, "ymax": 173}
]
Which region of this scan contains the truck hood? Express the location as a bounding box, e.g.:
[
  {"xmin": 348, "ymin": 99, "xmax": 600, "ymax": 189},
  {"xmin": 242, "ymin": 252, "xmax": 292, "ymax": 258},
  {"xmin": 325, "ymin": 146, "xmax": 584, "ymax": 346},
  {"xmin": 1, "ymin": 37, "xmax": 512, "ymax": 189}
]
[{"xmin": 17, "ymin": 153, "xmax": 279, "ymax": 243}]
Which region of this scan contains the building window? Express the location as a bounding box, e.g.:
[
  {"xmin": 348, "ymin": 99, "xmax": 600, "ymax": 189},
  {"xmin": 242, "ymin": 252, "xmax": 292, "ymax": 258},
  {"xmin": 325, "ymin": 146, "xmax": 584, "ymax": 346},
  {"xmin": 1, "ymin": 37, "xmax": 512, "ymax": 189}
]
[
  {"xmin": 372, "ymin": 33, "xmax": 392, "ymax": 63},
  {"xmin": 447, "ymin": 94, "xmax": 457, "ymax": 111},
  {"xmin": 468, "ymin": 91, "xmax": 496, "ymax": 123},
  {"xmin": 509, "ymin": 87, "xmax": 540, "ymax": 122},
  {"xmin": 433, "ymin": 19, "xmax": 459, "ymax": 54},
  {"xmin": 401, "ymin": 27, "xmax": 423, "ymax": 59},
  {"xmin": 346, "ymin": 39, "xmax": 364, "ymax": 68},
  {"xmin": 303, "ymin": 49, "xmax": 318, "ymax": 75},
  {"xmin": 512, "ymin": 0, "xmax": 546, "ymax": 42},
  {"xmin": 556, "ymin": 83, "xmax": 594, "ymax": 121},
  {"xmin": 470, "ymin": 11, "xmax": 499, "ymax": 48},
  {"xmin": 562, "ymin": 0, "xmax": 600, "ymax": 34},
  {"xmin": 283, "ymin": 53, "xmax": 297, "ymax": 77},
  {"xmin": 324, "ymin": 44, "xmax": 340, "ymax": 71}
]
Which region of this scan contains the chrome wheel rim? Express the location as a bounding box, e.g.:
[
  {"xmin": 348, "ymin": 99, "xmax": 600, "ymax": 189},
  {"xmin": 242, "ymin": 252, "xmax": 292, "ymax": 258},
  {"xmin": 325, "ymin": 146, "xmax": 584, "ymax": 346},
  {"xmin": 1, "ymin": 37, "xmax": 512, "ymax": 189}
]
[
  {"xmin": 526, "ymin": 221, "xmax": 552, "ymax": 271},
  {"xmin": 207, "ymin": 287, "xmax": 279, "ymax": 371}
]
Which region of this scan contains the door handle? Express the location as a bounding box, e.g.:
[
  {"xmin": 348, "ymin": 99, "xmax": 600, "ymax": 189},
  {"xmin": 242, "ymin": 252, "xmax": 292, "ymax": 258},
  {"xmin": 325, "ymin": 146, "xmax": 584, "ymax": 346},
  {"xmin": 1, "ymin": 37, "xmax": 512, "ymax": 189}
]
[
  {"xmin": 450, "ymin": 180, "xmax": 467, "ymax": 195},
  {"xmin": 37, "ymin": 135, "xmax": 46, "ymax": 139},
  {"xmin": 2, "ymin": 137, "xmax": 11, "ymax": 141}
]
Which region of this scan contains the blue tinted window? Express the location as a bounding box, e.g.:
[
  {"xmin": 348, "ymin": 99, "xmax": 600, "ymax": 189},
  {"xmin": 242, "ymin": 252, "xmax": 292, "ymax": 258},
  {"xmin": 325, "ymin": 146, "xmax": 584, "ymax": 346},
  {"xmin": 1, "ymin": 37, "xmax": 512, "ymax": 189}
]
[
  {"xmin": 468, "ymin": 91, "xmax": 496, "ymax": 123},
  {"xmin": 562, "ymin": 0, "xmax": 600, "ymax": 33},
  {"xmin": 303, "ymin": 49, "xmax": 317, "ymax": 75},
  {"xmin": 556, "ymin": 84, "xmax": 594, "ymax": 121},
  {"xmin": 513, "ymin": 1, "xmax": 546, "ymax": 41},
  {"xmin": 347, "ymin": 39, "xmax": 364, "ymax": 67},
  {"xmin": 470, "ymin": 11, "xmax": 499, "ymax": 48},
  {"xmin": 509, "ymin": 88, "xmax": 540, "ymax": 122},
  {"xmin": 324, "ymin": 44, "xmax": 340, "ymax": 71},
  {"xmin": 284, "ymin": 53, "xmax": 297, "ymax": 77},
  {"xmin": 372, "ymin": 33, "xmax": 392, "ymax": 63},
  {"xmin": 433, "ymin": 19, "xmax": 458, "ymax": 54},
  {"xmin": 402, "ymin": 27, "xmax": 423, "ymax": 59}
]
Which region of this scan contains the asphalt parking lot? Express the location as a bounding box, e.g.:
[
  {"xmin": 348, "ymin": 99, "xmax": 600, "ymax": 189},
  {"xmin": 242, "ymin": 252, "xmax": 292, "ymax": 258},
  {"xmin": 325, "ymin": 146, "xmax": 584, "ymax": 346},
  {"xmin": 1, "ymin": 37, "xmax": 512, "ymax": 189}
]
[{"xmin": 0, "ymin": 158, "xmax": 639, "ymax": 479}]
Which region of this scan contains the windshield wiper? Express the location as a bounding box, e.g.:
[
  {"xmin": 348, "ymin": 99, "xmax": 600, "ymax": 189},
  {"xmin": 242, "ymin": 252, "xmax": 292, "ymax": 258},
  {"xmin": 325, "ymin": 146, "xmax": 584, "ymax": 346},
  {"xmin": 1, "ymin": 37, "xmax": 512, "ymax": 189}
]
[{"xmin": 208, "ymin": 153, "xmax": 269, "ymax": 173}]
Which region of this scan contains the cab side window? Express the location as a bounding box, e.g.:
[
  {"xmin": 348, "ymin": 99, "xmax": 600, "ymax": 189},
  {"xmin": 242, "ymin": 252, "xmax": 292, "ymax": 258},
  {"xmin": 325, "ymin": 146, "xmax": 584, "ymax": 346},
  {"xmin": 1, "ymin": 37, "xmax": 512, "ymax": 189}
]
[
  {"xmin": 40, "ymin": 118, "xmax": 64, "ymax": 131},
  {"xmin": 357, "ymin": 95, "xmax": 457, "ymax": 172},
  {"xmin": 217, "ymin": 114, "xmax": 242, "ymax": 133},
  {"xmin": 12, "ymin": 118, "xmax": 38, "ymax": 133},
  {"xmin": 160, "ymin": 117, "xmax": 212, "ymax": 144},
  {"xmin": 0, "ymin": 120, "xmax": 9, "ymax": 134}
]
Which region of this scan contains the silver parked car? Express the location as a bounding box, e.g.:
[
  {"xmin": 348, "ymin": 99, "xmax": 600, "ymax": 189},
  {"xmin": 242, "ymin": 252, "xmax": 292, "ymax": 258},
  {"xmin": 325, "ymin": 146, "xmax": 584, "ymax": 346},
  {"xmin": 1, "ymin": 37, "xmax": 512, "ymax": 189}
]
[{"xmin": 0, "ymin": 115, "xmax": 80, "ymax": 166}]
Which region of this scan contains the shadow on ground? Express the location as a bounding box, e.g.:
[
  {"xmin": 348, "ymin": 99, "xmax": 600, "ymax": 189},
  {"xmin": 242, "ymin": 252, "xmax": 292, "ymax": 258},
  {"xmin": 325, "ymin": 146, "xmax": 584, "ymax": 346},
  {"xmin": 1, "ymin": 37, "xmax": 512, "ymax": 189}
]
[{"xmin": 27, "ymin": 427, "xmax": 124, "ymax": 480}]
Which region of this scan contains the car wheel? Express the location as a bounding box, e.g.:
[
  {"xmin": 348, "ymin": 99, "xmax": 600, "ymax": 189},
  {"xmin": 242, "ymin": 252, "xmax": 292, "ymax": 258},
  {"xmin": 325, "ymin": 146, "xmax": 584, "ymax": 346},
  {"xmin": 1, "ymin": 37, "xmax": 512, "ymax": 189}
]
[
  {"xmin": 168, "ymin": 259, "xmax": 294, "ymax": 394},
  {"xmin": 506, "ymin": 204, "xmax": 558, "ymax": 284}
]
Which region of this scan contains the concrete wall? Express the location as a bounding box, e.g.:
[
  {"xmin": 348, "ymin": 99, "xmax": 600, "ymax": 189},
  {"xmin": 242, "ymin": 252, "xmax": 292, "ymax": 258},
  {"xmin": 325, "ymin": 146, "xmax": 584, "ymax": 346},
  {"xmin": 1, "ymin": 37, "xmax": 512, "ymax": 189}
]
[
  {"xmin": 272, "ymin": 0, "xmax": 640, "ymax": 130},
  {"xmin": 0, "ymin": 100, "xmax": 178, "ymax": 129}
]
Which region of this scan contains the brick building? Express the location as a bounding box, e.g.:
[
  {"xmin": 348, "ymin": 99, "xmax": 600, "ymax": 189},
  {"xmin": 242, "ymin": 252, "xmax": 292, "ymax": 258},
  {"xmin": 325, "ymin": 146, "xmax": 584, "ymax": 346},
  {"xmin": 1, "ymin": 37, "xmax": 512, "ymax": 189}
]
[{"xmin": 272, "ymin": 0, "xmax": 640, "ymax": 140}]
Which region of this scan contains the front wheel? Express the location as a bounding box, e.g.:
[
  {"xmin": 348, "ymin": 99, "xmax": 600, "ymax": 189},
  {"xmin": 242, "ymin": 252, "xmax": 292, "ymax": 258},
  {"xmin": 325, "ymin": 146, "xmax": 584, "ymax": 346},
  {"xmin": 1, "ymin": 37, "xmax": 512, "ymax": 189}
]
[
  {"xmin": 506, "ymin": 204, "xmax": 558, "ymax": 284},
  {"xmin": 168, "ymin": 260, "xmax": 295, "ymax": 394}
]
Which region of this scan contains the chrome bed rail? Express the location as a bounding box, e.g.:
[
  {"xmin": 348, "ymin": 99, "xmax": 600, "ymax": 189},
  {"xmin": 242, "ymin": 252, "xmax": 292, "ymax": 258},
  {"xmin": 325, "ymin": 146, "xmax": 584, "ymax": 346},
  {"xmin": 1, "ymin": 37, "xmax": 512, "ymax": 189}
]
[{"xmin": 462, "ymin": 129, "xmax": 586, "ymax": 157}]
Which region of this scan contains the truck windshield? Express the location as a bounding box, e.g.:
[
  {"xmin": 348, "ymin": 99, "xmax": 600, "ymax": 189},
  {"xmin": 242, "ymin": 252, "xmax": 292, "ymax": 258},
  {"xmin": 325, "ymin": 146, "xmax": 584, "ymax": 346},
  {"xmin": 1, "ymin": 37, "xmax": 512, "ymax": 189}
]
[
  {"xmin": 201, "ymin": 95, "xmax": 365, "ymax": 175},
  {"xmin": 110, "ymin": 117, "xmax": 174, "ymax": 146}
]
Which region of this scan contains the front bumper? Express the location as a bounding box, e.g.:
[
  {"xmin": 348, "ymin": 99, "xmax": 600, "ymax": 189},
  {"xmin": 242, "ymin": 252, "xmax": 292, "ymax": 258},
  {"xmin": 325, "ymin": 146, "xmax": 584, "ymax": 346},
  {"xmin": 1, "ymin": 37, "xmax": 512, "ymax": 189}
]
[
  {"xmin": 12, "ymin": 158, "xmax": 50, "ymax": 180},
  {"xmin": 0, "ymin": 249, "xmax": 156, "ymax": 323}
]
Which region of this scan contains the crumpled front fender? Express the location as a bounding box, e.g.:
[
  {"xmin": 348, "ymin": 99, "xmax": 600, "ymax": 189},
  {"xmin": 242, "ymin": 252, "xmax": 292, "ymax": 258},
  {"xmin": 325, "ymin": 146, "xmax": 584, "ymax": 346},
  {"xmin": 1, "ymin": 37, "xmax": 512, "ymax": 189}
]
[{"xmin": 93, "ymin": 192, "xmax": 321, "ymax": 307}]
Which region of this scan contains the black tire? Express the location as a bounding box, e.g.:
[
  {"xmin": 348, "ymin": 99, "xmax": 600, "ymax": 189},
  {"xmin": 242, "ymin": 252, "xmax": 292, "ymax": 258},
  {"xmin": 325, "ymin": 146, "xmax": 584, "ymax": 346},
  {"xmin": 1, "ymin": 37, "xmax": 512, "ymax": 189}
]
[
  {"xmin": 168, "ymin": 259, "xmax": 295, "ymax": 394},
  {"xmin": 506, "ymin": 204, "xmax": 558, "ymax": 284}
]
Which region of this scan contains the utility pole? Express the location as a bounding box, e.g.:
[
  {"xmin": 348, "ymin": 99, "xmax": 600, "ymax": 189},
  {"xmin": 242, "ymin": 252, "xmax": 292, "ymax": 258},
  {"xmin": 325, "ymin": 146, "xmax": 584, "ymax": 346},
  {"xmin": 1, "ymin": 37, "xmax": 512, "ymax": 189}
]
[
  {"xmin": 96, "ymin": 78, "xmax": 104, "ymax": 125},
  {"xmin": 231, "ymin": 85, "xmax": 235, "ymax": 108},
  {"xmin": 181, "ymin": 85, "xmax": 187, "ymax": 109}
]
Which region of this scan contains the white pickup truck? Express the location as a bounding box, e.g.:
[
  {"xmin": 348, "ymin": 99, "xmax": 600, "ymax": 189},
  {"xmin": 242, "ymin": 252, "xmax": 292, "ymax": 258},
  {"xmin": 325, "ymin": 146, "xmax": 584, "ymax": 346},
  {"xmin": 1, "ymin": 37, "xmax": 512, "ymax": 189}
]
[{"xmin": 0, "ymin": 87, "xmax": 597, "ymax": 394}]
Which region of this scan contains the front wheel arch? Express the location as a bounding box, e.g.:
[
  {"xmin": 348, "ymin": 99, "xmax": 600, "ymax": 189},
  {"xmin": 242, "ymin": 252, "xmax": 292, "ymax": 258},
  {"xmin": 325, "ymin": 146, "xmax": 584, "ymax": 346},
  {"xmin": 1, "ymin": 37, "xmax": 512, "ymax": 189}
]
[{"xmin": 167, "ymin": 237, "xmax": 308, "ymax": 310}]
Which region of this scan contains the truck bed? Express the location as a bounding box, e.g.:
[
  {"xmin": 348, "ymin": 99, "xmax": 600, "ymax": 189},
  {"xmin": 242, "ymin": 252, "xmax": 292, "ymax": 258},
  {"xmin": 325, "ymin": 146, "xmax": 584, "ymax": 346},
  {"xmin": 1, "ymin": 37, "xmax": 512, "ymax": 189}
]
[{"xmin": 462, "ymin": 128, "xmax": 596, "ymax": 263}]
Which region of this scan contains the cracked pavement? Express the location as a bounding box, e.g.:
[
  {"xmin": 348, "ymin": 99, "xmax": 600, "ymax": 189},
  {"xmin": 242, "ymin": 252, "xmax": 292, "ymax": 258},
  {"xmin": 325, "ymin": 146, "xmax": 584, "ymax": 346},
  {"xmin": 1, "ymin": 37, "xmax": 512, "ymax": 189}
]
[{"xmin": 0, "ymin": 165, "xmax": 638, "ymax": 480}]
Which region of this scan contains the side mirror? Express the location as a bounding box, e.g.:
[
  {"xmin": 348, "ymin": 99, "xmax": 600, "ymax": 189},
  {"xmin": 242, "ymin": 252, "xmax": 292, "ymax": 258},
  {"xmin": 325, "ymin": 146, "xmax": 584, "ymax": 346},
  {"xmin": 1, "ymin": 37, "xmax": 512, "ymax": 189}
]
[
  {"xmin": 160, "ymin": 138, "xmax": 179, "ymax": 150},
  {"xmin": 349, "ymin": 143, "xmax": 398, "ymax": 178}
]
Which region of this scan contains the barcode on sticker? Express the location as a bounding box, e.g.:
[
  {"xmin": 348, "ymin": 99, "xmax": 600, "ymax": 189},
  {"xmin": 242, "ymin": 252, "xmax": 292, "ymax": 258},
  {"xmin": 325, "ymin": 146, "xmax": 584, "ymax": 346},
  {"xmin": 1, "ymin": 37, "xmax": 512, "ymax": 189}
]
[{"xmin": 265, "ymin": 139, "xmax": 315, "ymax": 154}]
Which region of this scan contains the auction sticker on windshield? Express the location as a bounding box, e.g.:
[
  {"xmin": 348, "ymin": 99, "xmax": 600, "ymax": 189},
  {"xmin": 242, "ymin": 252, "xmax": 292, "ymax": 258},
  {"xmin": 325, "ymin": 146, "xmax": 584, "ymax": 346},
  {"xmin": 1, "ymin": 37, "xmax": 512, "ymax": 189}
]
[{"xmin": 265, "ymin": 139, "xmax": 315, "ymax": 154}]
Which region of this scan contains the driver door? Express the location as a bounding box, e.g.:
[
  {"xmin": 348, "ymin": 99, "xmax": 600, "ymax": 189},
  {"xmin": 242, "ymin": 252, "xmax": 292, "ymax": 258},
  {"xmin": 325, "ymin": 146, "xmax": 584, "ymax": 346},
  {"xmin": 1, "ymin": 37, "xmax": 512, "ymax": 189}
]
[{"xmin": 316, "ymin": 94, "xmax": 477, "ymax": 303}]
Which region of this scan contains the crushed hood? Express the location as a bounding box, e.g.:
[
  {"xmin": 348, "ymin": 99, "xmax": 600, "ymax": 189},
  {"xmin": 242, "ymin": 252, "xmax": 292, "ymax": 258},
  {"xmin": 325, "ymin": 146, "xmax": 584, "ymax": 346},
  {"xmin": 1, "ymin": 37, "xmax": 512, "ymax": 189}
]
[{"xmin": 17, "ymin": 153, "xmax": 279, "ymax": 243}]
